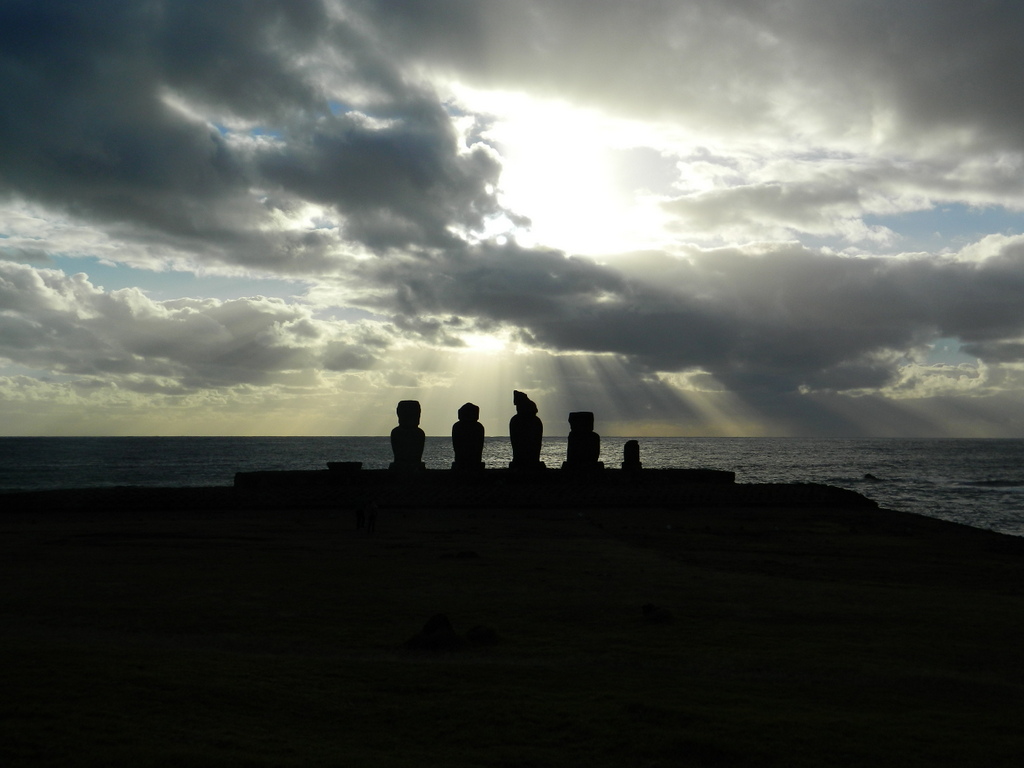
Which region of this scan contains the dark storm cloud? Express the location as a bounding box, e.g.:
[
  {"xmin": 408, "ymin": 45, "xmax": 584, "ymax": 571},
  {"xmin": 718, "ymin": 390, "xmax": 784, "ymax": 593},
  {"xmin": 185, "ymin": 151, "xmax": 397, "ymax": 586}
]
[
  {"xmin": 258, "ymin": 100, "xmax": 501, "ymax": 250},
  {"xmin": 156, "ymin": 0, "xmax": 327, "ymax": 117},
  {"xmin": 1, "ymin": 1, "xmax": 252, "ymax": 232},
  {"xmin": 0, "ymin": 0, "xmax": 501, "ymax": 264},
  {"xmin": 357, "ymin": 0, "xmax": 1024, "ymax": 149},
  {"xmin": 371, "ymin": 242, "xmax": 628, "ymax": 325},
  {"xmin": 7, "ymin": 234, "xmax": 1023, "ymax": 403},
  {"xmin": 358, "ymin": 238, "xmax": 1024, "ymax": 394},
  {"xmin": 776, "ymin": 1, "xmax": 1024, "ymax": 148}
]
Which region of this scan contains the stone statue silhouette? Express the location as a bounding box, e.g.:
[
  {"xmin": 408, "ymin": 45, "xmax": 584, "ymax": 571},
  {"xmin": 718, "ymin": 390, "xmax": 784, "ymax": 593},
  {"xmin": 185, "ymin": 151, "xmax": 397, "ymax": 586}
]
[
  {"xmin": 390, "ymin": 400, "xmax": 425, "ymax": 471},
  {"xmin": 451, "ymin": 402, "xmax": 485, "ymax": 471},
  {"xmin": 509, "ymin": 390, "xmax": 544, "ymax": 470},
  {"xmin": 563, "ymin": 411, "xmax": 603, "ymax": 470},
  {"xmin": 621, "ymin": 439, "xmax": 642, "ymax": 471}
]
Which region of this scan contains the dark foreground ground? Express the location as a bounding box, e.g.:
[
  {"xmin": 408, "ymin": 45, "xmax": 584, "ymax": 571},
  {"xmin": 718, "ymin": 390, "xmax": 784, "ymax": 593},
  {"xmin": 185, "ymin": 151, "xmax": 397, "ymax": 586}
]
[{"xmin": 3, "ymin": 487, "xmax": 1024, "ymax": 767}]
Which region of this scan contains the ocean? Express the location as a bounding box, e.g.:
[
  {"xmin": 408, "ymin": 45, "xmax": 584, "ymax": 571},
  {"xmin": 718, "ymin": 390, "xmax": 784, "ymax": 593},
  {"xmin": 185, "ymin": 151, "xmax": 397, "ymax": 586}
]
[{"xmin": 1, "ymin": 436, "xmax": 1023, "ymax": 537}]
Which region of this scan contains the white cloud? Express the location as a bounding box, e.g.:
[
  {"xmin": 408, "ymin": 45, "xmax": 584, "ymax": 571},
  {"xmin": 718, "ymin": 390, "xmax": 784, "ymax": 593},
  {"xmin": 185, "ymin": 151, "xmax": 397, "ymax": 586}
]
[{"xmin": 0, "ymin": 261, "xmax": 396, "ymax": 391}]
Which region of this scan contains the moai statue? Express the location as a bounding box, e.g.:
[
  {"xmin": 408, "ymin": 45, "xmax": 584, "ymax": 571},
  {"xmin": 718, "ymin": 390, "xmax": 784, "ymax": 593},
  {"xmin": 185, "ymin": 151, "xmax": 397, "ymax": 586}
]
[
  {"xmin": 563, "ymin": 411, "xmax": 603, "ymax": 470},
  {"xmin": 451, "ymin": 402, "xmax": 485, "ymax": 471},
  {"xmin": 389, "ymin": 400, "xmax": 426, "ymax": 471},
  {"xmin": 621, "ymin": 439, "xmax": 642, "ymax": 471},
  {"xmin": 509, "ymin": 390, "xmax": 545, "ymax": 470}
]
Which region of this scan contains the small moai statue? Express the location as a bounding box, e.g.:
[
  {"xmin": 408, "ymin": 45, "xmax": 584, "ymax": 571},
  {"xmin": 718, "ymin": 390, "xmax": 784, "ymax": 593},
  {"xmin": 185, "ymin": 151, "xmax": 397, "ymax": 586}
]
[
  {"xmin": 451, "ymin": 402, "xmax": 485, "ymax": 471},
  {"xmin": 389, "ymin": 400, "xmax": 426, "ymax": 472},
  {"xmin": 509, "ymin": 390, "xmax": 545, "ymax": 470},
  {"xmin": 563, "ymin": 411, "xmax": 603, "ymax": 470},
  {"xmin": 621, "ymin": 439, "xmax": 642, "ymax": 471}
]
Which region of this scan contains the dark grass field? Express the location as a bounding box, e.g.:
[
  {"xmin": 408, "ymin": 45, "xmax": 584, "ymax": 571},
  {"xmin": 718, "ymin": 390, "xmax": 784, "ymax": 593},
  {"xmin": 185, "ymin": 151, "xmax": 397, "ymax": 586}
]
[{"xmin": 3, "ymin": 491, "xmax": 1024, "ymax": 766}]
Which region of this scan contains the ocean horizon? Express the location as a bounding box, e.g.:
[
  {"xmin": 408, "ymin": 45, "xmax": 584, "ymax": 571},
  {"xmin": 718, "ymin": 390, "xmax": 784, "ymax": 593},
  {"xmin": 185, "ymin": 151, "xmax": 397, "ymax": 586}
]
[{"xmin": 2, "ymin": 436, "xmax": 1023, "ymax": 538}]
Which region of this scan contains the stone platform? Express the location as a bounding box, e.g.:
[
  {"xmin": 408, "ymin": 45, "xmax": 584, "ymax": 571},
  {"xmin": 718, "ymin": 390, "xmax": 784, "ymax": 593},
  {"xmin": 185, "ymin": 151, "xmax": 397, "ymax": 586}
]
[
  {"xmin": 0, "ymin": 469, "xmax": 877, "ymax": 515},
  {"xmin": 231, "ymin": 467, "xmax": 875, "ymax": 511},
  {"xmin": 234, "ymin": 466, "xmax": 736, "ymax": 489}
]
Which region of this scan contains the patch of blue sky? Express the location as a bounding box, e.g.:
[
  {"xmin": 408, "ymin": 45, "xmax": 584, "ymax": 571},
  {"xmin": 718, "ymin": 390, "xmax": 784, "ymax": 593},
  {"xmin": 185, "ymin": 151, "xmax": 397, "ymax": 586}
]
[
  {"xmin": 922, "ymin": 337, "xmax": 979, "ymax": 366},
  {"xmin": 443, "ymin": 100, "xmax": 469, "ymax": 118},
  {"xmin": 309, "ymin": 305, "xmax": 384, "ymax": 323},
  {"xmin": 248, "ymin": 126, "xmax": 283, "ymax": 139},
  {"xmin": 47, "ymin": 256, "xmax": 308, "ymax": 302},
  {"xmin": 0, "ymin": 361, "xmax": 75, "ymax": 381},
  {"xmin": 331, "ymin": 99, "xmax": 469, "ymax": 120},
  {"xmin": 45, "ymin": 256, "xmax": 387, "ymax": 323},
  {"xmin": 864, "ymin": 203, "xmax": 1024, "ymax": 252},
  {"xmin": 212, "ymin": 122, "xmax": 283, "ymax": 139}
]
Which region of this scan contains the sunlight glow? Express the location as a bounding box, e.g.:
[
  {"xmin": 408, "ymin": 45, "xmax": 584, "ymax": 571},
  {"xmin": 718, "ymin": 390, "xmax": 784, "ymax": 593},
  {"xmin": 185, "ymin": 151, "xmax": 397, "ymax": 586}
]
[
  {"xmin": 459, "ymin": 332, "xmax": 508, "ymax": 353},
  {"xmin": 453, "ymin": 87, "xmax": 676, "ymax": 255}
]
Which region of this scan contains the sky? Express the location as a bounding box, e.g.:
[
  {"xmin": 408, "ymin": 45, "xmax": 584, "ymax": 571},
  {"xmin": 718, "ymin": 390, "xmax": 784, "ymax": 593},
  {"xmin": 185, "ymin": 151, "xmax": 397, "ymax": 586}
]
[{"xmin": 4, "ymin": 1, "xmax": 1024, "ymax": 437}]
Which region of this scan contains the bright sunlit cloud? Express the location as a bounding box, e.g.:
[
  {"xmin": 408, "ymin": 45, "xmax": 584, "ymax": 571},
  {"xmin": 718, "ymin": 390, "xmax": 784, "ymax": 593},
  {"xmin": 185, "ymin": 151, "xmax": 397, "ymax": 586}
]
[
  {"xmin": 452, "ymin": 87, "xmax": 678, "ymax": 254},
  {"xmin": 459, "ymin": 332, "xmax": 508, "ymax": 353}
]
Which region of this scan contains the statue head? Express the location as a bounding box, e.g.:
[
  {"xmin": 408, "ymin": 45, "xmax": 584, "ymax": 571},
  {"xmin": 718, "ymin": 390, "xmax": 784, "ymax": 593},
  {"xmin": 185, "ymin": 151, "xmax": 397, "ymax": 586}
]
[
  {"xmin": 396, "ymin": 400, "xmax": 421, "ymax": 427},
  {"xmin": 513, "ymin": 390, "xmax": 538, "ymax": 416},
  {"xmin": 568, "ymin": 411, "xmax": 594, "ymax": 432},
  {"xmin": 457, "ymin": 402, "xmax": 480, "ymax": 422}
]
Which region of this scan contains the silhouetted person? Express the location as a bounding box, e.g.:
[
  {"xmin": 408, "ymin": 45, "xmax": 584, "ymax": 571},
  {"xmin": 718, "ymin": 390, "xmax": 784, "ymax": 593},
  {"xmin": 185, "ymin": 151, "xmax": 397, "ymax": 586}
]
[
  {"xmin": 365, "ymin": 500, "xmax": 378, "ymax": 534},
  {"xmin": 452, "ymin": 402, "xmax": 485, "ymax": 471},
  {"xmin": 390, "ymin": 400, "xmax": 425, "ymax": 471},
  {"xmin": 357, "ymin": 499, "xmax": 377, "ymax": 531},
  {"xmin": 563, "ymin": 411, "xmax": 603, "ymax": 470},
  {"xmin": 622, "ymin": 439, "xmax": 642, "ymax": 471},
  {"xmin": 509, "ymin": 390, "xmax": 545, "ymax": 470}
]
